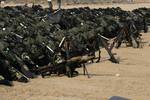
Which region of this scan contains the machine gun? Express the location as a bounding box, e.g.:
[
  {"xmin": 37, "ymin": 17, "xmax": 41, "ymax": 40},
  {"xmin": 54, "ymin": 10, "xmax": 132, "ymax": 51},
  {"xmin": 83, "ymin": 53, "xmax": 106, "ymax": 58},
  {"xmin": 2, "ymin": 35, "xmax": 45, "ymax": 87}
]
[{"xmin": 35, "ymin": 35, "xmax": 119, "ymax": 78}]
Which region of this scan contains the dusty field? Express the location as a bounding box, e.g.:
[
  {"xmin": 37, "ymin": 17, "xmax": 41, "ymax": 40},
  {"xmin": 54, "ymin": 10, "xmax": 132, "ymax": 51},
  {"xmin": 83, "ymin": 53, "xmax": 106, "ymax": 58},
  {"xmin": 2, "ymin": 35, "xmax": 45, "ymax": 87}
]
[
  {"xmin": 2, "ymin": 2, "xmax": 150, "ymax": 11},
  {"xmin": 62, "ymin": 3, "xmax": 150, "ymax": 11},
  {"xmin": 0, "ymin": 3, "xmax": 150, "ymax": 100}
]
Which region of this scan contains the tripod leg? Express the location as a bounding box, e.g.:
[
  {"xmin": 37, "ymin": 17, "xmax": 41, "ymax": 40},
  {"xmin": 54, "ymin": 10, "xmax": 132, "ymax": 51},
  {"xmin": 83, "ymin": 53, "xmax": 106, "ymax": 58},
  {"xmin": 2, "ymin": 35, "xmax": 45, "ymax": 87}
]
[
  {"xmin": 83, "ymin": 64, "xmax": 86, "ymax": 75},
  {"xmin": 109, "ymin": 40, "xmax": 116, "ymax": 51},
  {"xmin": 96, "ymin": 49, "xmax": 101, "ymax": 63},
  {"xmin": 99, "ymin": 37, "xmax": 119, "ymax": 63},
  {"xmin": 83, "ymin": 64, "xmax": 90, "ymax": 78}
]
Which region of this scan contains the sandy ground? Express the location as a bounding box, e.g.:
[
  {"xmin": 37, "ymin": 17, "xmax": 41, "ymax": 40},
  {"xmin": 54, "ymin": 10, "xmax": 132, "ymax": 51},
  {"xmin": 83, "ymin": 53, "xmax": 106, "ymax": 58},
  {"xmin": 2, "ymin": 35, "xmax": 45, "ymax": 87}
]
[
  {"xmin": 62, "ymin": 3, "xmax": 150, "ymax": 11},
  {"xmin": 0, "ymin": 3, "xmax": 150, "ymax": 100},
  {"xmin": 1, "ymin": 2, "xmax": 150, "ymax": 11}
]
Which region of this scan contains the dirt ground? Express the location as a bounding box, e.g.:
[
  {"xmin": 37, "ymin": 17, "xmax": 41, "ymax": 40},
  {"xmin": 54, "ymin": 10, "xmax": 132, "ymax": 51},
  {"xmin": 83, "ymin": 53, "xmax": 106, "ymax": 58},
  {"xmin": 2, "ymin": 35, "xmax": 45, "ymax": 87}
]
[
  {"xmin": 0, "ymin": 3, "xmax": 150, "ymax": 100},
  {"xmin": 2, "ymin": 2, "xmax": 150, "ymax": 11}
]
